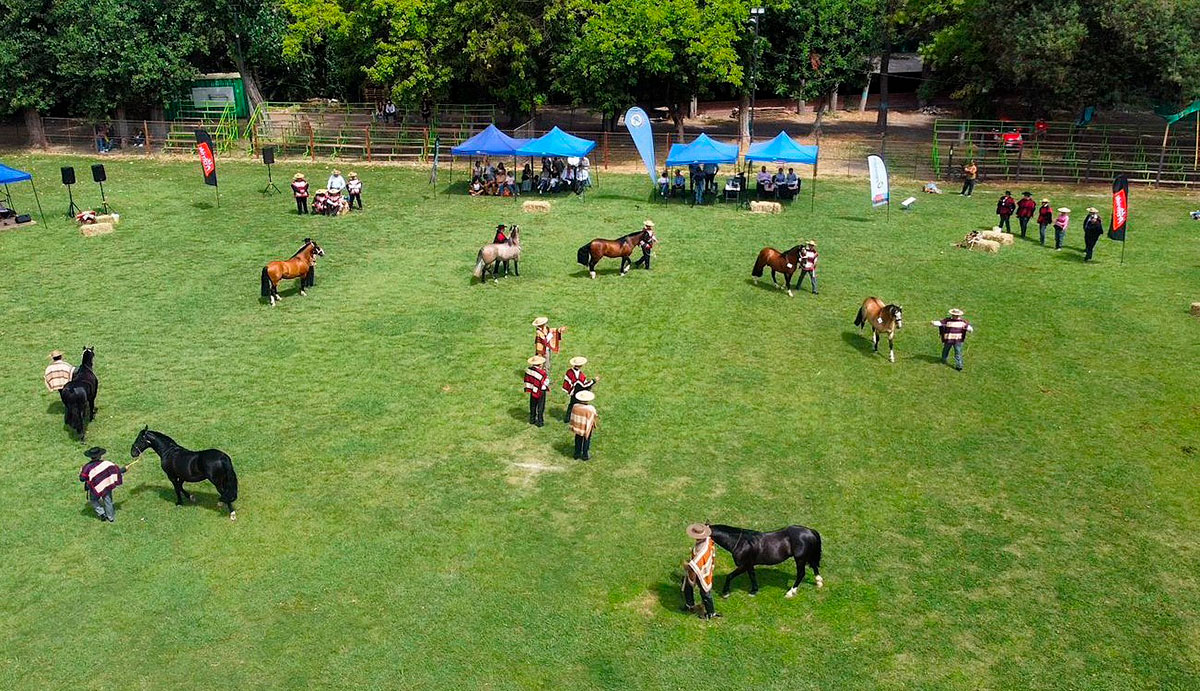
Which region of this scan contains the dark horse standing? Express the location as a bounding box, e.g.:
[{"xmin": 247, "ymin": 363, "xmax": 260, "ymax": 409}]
[
  {"xmin": 751, "ymin": 245, "xmax": 804, "ymax": 297},
  {"xmin": 708, "ymin": 523, "xmax": 823, "ymax": 598},
  {"xmin": 577, "ymin": 229, "xmax": 652, "ymax": 279},
  {"xmin": 131, "ymin": 427, "xmax": 239, "ymax": 520},
  {"xmin": 60, "ymin": 346, "xmax": 98, "ymax": 441}
]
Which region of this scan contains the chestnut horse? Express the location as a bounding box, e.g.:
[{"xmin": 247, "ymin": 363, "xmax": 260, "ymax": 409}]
[
  {"xmin": 751, "ymin": 245, "xmax": 803, "ymax": 296},
  {"xmin": 576, "ymin": 229, "xmax": 651, "ymax": 278},
  {"xmin": 261, "ymin": 238, "xmax": 324, "ymax": 306},
  {"xmin": 854, "ymin": 296, "xmax": 904, "ymax": 362}
]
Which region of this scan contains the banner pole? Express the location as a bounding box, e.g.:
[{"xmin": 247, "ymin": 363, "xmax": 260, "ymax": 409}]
[{"xmin": 215, "ymin": 184, "xmax": 220, "ymax": 208}]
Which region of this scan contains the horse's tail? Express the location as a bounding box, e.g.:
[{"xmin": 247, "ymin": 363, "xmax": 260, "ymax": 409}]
[
  {"xmin": 473, "ymin": 250, "xmax": 486, "ymax": 278},
  {"xmin": 60, "ymin": 385, "xmax": 88, "ymax": 435},
  {"xmin": 576, "ymin": 242, "xmax": 592, "ymax": 267},
  {"xmin": 809, "ymin": 529, "xmax": 823, "ymax": 586},
  {"xmin": 217, "ymin": 456, "xmax": 239, "ymax": 503},
  {"xmin": 854, "ymin": 305, "xmax": 865, "ymax": 328},
  {"xmin": 260, "ymin": 266, "xmax": 271, "ymax": 297},
  {"xmin": 751, "ymin": 249, "xmax": 768, "ymax": 278}
]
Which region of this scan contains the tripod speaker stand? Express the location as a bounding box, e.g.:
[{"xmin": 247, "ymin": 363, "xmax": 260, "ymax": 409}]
[
  {"xmin": 262, "ymin": 147, "xmax": 281, "ymax": 195},
  {"xmin": 92, "ymin": 164, "xmax": 112, "ymax": 213},
  {"xmin": 61, "ymin": 167, "xmax": 80, "ymax": 218}
]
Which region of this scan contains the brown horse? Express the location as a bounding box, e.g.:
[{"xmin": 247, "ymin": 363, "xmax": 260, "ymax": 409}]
[
  {"xmin": 751, "ymin": 245, "xmax": 803, "ymax": 296},
  {"xmin": 854, "ymin": 297, "xmax": 904, "ymax": 362},
  {"xmin": 576, "ymin": 230, "xmax": 651, "ymax": 278},
  {"xmin": 261, "ymin": 238, "xmax": 325, "ymax": 306}
]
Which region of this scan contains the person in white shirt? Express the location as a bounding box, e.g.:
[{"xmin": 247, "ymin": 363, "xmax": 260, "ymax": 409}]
[{"xmin": 327, "ymin": 169, "xmax": 347, "ymax": 193}]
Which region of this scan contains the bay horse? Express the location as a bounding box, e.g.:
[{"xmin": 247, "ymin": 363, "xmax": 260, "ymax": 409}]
[
  {"xmin": 131, "ymin": 426, "xmax": 239, "ymax": 520},
  {"xmin": 751, "ymin": 245, "xmax": 803, "ymax": 296},
  {"xmin": 60, "ymin": 346, "xmax": 98, "ymax": 441},
  {"xmin": 577, "ymin": 229, "xmax": 651, "ymax": 278},
  {"xmin": 708, "ymin": 523, "xmax": 823, "ymax": 598},
  {"xmin": 473, "ymin": 226, "xmax": 521, "ymax": 282},
  {"xmin": 854, "ymin": 297, "xmax": 904, "ymax": 362},
  {"xmin": 261, "ymin": 238, "xmax": 325, "ymax": 306}
]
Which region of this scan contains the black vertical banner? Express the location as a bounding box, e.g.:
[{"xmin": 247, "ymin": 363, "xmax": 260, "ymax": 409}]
[
  {"xmin": 1109, "ymin": 174, "xmax": 1128, "ymax": 241},
  {"xmin": 195, "ymin": 129, "xmax": 218, "ymax": 187}
]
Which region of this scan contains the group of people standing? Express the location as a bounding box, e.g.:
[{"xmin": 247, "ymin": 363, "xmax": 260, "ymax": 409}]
[
  {"xmin": 291, "ymin": 169, "xmax": 364, "ymax": 215},
  {"xmin": 524, "ymin": 318, "xmax": 599, "ymax": 461},
  {"xmin": 994, "ymin": 190, "xmax": 1105, "ymax": 260}
]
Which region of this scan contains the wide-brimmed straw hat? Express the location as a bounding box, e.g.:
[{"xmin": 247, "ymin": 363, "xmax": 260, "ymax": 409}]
[
  {"xmin": 687, "ymin": 523, "xmax": 711, "ymax": 539},
  {"xmin": 569, "ymin": 356, "xmax": 587, "ymax": 367},
  {"xmin": 643, "ymin": 220, "xmax": 655, "ymax": 228},
  {"xmin": 331, "ymin": 169, "xmax": 341, "ymax": 175},
  {"xmin": 948, "ymin": 308, "xmax": 965, "ymax": 317},
  {"xmin": 49, "ymin": 350, "xmax": 63, "ymax": 359},
  {"xmin": 807, "ymin": 239, "xmax": 817, "ymax": 246},
  {"xmin": 1086, "ymin": 207, "xmax": 1099, "ymax": 213},
  {"xmin": 1058, "ymin": 207, "xmax": 1071, "ymax": 213},
  {"xmin": 83, "ymin": 447, "xmax": 106, "ymax": 460},
  {"xmin": 575, "ymin": 390, "xmax": 595, "ymax": 402},
  {"xmin": 349, "ymin": 172, "xmax": 358, "ymax": 179},
  {"xmin": 532, "ymin": 317, "xmax": 549, "ymax": 327},
  {"xmin": 1040, "ymin": 198, "xmax": 1050, "ymax": 203},
  {"xmin": 293, "ymin": 173, "xmax": 305, "ymax": 180},
  {"xmin": 527, "ymin": 356, "xmax": 545, "ymax": 366}
]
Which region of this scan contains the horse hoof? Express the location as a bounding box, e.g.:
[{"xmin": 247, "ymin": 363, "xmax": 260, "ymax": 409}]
[
  {"xmin": 721, "ymin": 593, "xmax": 730, "ymax": 600},
  {"xmin": 300, "ymin": 290, "xmax": 307, "ymax": 296},
  {"xmin": 230, "ymin": 511, "xmax": 237, "ymax": 521},
  {"xmin": 748, "ymin": 592, "xmax": 757, "ymax": 597},
  {"xmin": 189, "ymin": 494, "xmax": 196, "ymax": 503},
  {"xmin": 788, "ymin": 291, "xmax": 794, "ymax": 297},
  {"xmin": 815, "ymin": 576, "xmax": 824, "ymax": 588},
  {"xmin": 589, "ymin": 272, "xmax": 596, "ymax": 279},
  {"xmin": 786, "ymin": 588, "xmax": 797, "ymax": 598}
]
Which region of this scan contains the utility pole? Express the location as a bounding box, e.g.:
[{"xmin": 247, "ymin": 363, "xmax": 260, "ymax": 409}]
[{"xmin": 749, "ymin": 7, "xmax": 765, "ymax": 144}]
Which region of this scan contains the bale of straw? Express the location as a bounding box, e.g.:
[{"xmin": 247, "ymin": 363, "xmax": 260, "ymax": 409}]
[
  {"xmin": 750, "ymin": 201, "xmax": 782, "ymax": 214},
  {"xmin": 95, "ymin": 213, "xmax": 119, "ymax": 226},
  {"xmin": 979, "ymin": 229, "xmax": 1005, "ymax": 241},
  {"xmin": 994, "ymin": 232, "xmax": 1014, "ymax": 245},
  {"xmin": 971, "ymin": 238, "xmax": 1000, "ymax": 253},
  {"xmin": 1190, "ymin": 302, "xmax": 1200, "ymax": 317},
  {"xmin": 523, "ymin": 200, "xmax": 550, "ymax": 213},
  {"xmin": 80, "ymin": 222, "xmax": 114, "ymax": 237}
]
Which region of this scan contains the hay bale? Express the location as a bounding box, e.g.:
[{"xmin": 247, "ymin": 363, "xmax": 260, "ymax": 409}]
[
  {"xmin": 979, "ymin": 229, "xmax": 1004, "ymax": 241},
  {"xmin": 750, "ymin": 201, "xmax": 782, "ymax": 214},
  {"xmin": 523, "ymin": 200, "xmax": 550, "ymax": 213},
  {"xmin": 994, "ymin": 232, "xmax": 1014, "ymax": 246},
  {"xmin": 971, "ymin": 238, "xmax": 1000, "ymax": 253},
  {"xmin": 80, "ymin": 222, "xmax": 114, "ymax": 237},
  {"xmin": 1191, "ymin": 302, "xmax": 1200, "ymax": 317},
  {"xmin": 95, "ymin": 213, "xmax": 119, "ymax": 226}
]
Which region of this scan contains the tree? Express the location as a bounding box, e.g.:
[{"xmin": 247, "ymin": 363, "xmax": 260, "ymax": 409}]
[{"xmin": 0, "ymin": 0, "xmax": 59, "ymax": 145}]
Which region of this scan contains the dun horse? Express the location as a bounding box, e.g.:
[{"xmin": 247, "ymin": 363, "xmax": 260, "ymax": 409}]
[
  {"xmin": 750, "ymin": 245, "xmax": 804, "ymax": 296},
  {"xmin": 854, "ymin": 297, "xmax": 904, "ymax": 362},
  {"xmin": 60, "ymin": 346, "xmax": 98, "ymax": 441},
  {"xmin": 576, "ymin": 229, "xmax": 651, "ymax": 278},
  {"xmin": 708, "ymin": 523, "xmax": 823, "ymax": 598},
  {"xmin": 474, "ymin": 226, "xmax": 521, "ymax": 282},
  {"xmin": 261, "ymin": 238, "xmax": 325, "ymax": 306},
  {"xmin": 131, "ymin": 427, "xmax": 239, "ymax": 520}
]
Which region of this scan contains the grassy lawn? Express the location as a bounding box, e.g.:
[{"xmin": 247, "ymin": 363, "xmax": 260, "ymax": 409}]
[{"xmin": 1, "ymin": 154, "xmax": 1198, "ymax": 689}]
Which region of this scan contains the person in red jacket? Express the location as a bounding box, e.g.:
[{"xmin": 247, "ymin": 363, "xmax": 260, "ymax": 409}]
[
  {"xmin": 1036, "ymin": 198, "xmax": 1054, "ymax": 245},
  {"xmin": 291, "ymin": 173, "xmax": 309, "ymax": 214},
  {"xmin": 1015, "ymin": 191, "xmax": 1036, "ymax": 238},
  {"xmin": 995, "ymin": 190, "xmax": 1016, "ymax": 233},
  {"xmin": 524, "ymin": 356, "xmax": 549, "ymax": 426}
]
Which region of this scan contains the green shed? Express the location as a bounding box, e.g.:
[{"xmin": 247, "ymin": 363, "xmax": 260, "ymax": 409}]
[{"xmin": 166, "ymin": 73, "xmax": 251, "ymax": 120}]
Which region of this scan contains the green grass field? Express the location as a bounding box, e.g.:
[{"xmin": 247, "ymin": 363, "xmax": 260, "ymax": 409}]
[{"xmin": 1, "ymin": 154, "xmax": 1198, "ymax": 689}]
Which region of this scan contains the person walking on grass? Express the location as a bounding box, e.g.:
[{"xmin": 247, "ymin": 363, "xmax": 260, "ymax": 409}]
[
  {"xmin": 1037, "ymin": 198, "xmax": 1053, "ymax": 245},
  {"xmin": 533, "ymin": 317, "xmax": 567, "ymax": 374},
  {"xmin": 44, "ymin": 350, "xmax": 74, "ymax": 392},
  {"xmin": 346, "ymin": 172, "xmax": 363, "ymax": 210},
  {"xmin": 524, "ymin": 356, "xmax": 549, "ymax": 427},
  {"xmin": 1083, "ymin": 207, "xmax": 1104, "ymax": 262},
  {"xmin": 562, "ymin": 356, "xmax": 597, "ymax": 423},
  {"xmin": 79, "ymin": 447, "xmax": 130, "ymax": 523},
  {"xmin": 682, "ymin": 523, "xmax": 721, "ymax": 620},
  {"xmin": 568, "ymin": 390, "xmax": 597, "ymax": 461},
  {"xmin": 931, "ymin": 308, "xmax": 974, "ymax": 372},
  {"xmin": 1053, "ymin": 207, "xmax": 1071, "ymax": 250},
  {"xmin": 996, "ymin": 190, "xmax": 1016, "ymax": 233},
  {"xmin": 960, "ymin": 161, "xmax": 978, "ymax": 196},
  {"xmin": 798, "ymin": 240, "xmax": 819, "ymax": 295},
  {"xmin": 633, "ymin": 220, "xmax": 657, "ymax": 270},
  {"xmin": 291, "ymin": 173, "xmax": 310, "ymax": 214},
  {"xmin": 1016, "ymin": 191, "xmax": 1036, "ymax": 237}
]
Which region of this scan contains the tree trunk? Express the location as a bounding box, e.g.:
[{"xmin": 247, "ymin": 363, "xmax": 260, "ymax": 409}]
[
  {"xmin": 829, "ymin": 86, "xmax": 839, "ymax": 112},
  {"xmin": 23, "ymin": 107, "xmax": 47, "ymax": 149},
  {"xmin": 738, "ymin": 92, "xmax": 750, "ymax": 150},
  {"xmin": 669, "ymin": 103, "xmax": 686, "ymax": 139},
  {"xmin": 876, "ymin": 51, "xmax": 891, "ymax": 132},
  {"xmin": 231, "ymin": 35, "xmax": 266, "ymax": 110},
  {"xmin": 114, "ymin": 106, "xmax": 130, "ymax": 148}
]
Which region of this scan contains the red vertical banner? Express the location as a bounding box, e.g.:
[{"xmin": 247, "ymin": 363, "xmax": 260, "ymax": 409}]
[
  {"xmin": 194, "ymin": 129, "xmax": 218, "ymax": 187},
  {"xmin": 1109, "ymin": 174, "xmax": 1128, "ymax": 241}
]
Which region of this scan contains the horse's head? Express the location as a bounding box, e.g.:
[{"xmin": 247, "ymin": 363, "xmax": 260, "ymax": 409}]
[
  {"xmin": 890, "ymin": 305, "xmax": 904, "ymax": 329},
  {"xmin": 309, "ymin": 240, "xmax": 325, "ymax": 258},
  {"xmin": 509, "ymin": 226, "xmax": 520, "ymax": 244},
  {"xmin": 80, "ymin": 346, "xmax": 94, "ymax": 368},
  {"xmin": 130, "ymin": 425, "xmax": 151, "ymax": 458}
]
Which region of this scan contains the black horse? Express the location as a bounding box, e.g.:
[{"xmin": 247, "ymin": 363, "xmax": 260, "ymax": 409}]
[
  {"xmin": 60, "ymin": 346, "xmax": 98, "ymax": 441},
  {"xmin": 131, "ymin": 427, "xmax": 239, "ymax": 520},
  {"xmin": 708, "ymin": 523, "xmax": 823, "ymax": 598}
]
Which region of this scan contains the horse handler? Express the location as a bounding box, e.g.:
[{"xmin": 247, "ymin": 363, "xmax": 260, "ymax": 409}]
[
  {"xmin": 931, "ymin": 308, "xmax": 974, "ymax": 371},
  {"xmin": 79, "ymin": 447, "xmax": 130, "ymax": 522},
  {"xmin": 533, "ymin": 317, "xmax": 567, "ymax": 373},
  {"xmin": 569, "ymin": 390, "xmax": 598, "ymax": 461},
  {"xmin": 633, "ymin": 220, "xmax": 657, "ymax": 270},
  {"xmin": 799, "ymin": 240, "xmax": 819, "ymax": 295},
  {"xmin": 524, "ymin": 356, "xmax": 550, "ymax": 426},
  {"xmin": 681, "ymin": 523, "xmax": 720, "ymax": 619},
  {"xmin": 44, "ymin": 350, "xmax": 74, "ymax": 392},
  {"xmin": 562, "ymin": 356, "xmax": 597, "ymax": 423}
]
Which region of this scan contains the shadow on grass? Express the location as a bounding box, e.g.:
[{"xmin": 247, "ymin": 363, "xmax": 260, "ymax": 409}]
[
  {"xmin": 841, "ymin": 330, "xmax": 876, "ymax": 357},
  {"xmin": 507, "ymin": 405, "xmax": 530, "ymax": 423},
  {"xmin": 744, "ymin": 277, "xmax": 793, "ymax": 295},
  {"xmin": 77, "ymin": 499, "xmax": 129, "ymax": 519},
  {"xmin": 46, "ymin": 400, "xmax": 64, "ymax": 415},
  {"xmin": 552, "ymin": 438, "xmax": 577, "ymax": 459},
  {"xmin": 569, "ymin": 267, "xmax": 629, "ymax": 279},
  {"xmin": 192, "ymin": 201, "xmax": 216, "ymax": 210},
  {"xmin": 129, "ymin": 484, "xmax": 227, "ymax": 514},
  {"xmin": 911, "ymin": 353, "xmax": 948, "ymax": 365},
  {"xmin": 832, "ymin": 215, "xmax": 872, "ymax": 223}
]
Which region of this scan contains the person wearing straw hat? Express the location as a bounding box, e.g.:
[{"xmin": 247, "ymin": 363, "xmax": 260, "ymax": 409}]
[
  {"xmin": 799, "ymin": 240, "xmax": 819, "ymax": 295},
  {"xmin": 568, "ymin": 390, "xmax": 598, "ymax": 461},
  {"xmin": 524, "ymin": 356, "xmax": 550, "ymax": 426},
  {"xmin": 1053, "ymin": 207, "xmax": 1071, "ymax": 250},
  {"xmin": 681, "ymin": 523, "xmax": 720, "ymax": 619},
  {"xmin": 1083, "ymin": 206, "xmax": 1104, "ymax": 261},
  {"xmin": 346, "ymin": 172, "xmax": 364, "ymax": 210},
  {"xmin": 291, "ymin": 173, "xmax": 310, "ymax": 214},
  {"xmin": 562, "ymin": 356, "xmax": 598, "ymax": 422},
  {"xmin": 533, "ymin": 317, "xmax": 567, "ymax": 374},
  {"xmin": 960, "ymin": 160, "xmax": 978, "ymax": 196},
  {"xmin": 1037, "ymin": 198, "xmax": 1054, "ymax": 245},
  {"xmin": 79, "ymin": 447, "xmax": 130, "ymax": 522},
  {"xmin": 44, "ymin": 350, "xmax": 75, "ymax": 392},
  {"xmin": 633, "ymin": 220, "xmax": 657, "ymax": 270},
  {"xmin": 1016, "ymin": 191, "xmax": 1037, "ymax": 238},
  {"xmin": 995, "ymin": 190, "xmax": 1016, "ymax": 233},
  {"xmin": 326, "ymin": 169, "xmax": 347, "ymax": 194},
  {"xmin": 931, "ymin": 308, "xmax": 974, "ymax": 371}
]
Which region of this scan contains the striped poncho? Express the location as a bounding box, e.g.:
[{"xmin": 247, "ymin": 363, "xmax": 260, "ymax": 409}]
[{"xmin": 80, "ymin": 461, "xmax": 123, "ymax": 498}]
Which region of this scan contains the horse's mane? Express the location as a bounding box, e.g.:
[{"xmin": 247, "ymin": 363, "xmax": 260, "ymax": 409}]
[
  {"xmin": 709, "ymin": 524, "xmax": 763, "ymax": 537},
  {"xmin": 616, "ymin": 229, "xmax": 647, "ymax": 242},
  {"xmin": 146, "ymin": 429, "xmax": 180, "ymax": 451},
  {"xmin": 290, "ymin": 241, "xmax": 313, "ymax": 258}
]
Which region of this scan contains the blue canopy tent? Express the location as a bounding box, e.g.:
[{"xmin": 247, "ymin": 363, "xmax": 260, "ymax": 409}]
[
  {"xmin": 0, "ymin": 162, "xmax": 45, "ymax": 225},
  {"xmin": 744, "ymin": 131, "xmax": 821, "ymax": 209},
  {"xmin": 515, "ymin": 127, "xmax": 597, "ymax": 158},
  {"xmin": 664, "ymin": 133, "xmax": 739, "ymax": 166},
  {"xmin": 450, "ymin": 124, "xmax": 530, "ymax": 156}
]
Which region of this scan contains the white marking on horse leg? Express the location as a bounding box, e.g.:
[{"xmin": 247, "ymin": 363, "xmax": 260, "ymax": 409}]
[
  {"xmin": 788, "ymin": 289, "xmax": 794, "ymax": 297},
  {"xmin": 300, "ymin": 290, "xmax": 307, "ymax": 296},
  {"xmin": 815, "ymin": 576, "xmax": 824, "ymax": 588},
  {"xmin": 230, "ymin": 511, "xmax": 237, "ymax": 521},
  {"xmin": 890, "ymin": 349, "xmax": 895, "ymax": 363},
  {"xmin": 589, "ymin": 271, "xmax": 596, "ymax": 279},
  {"xmin": 269, "ymin": 296, "xmax": 276, "ymax": 306},
  {"xmin": 786, "ymin": 587, "xmax": 797, "ymax": 598}
]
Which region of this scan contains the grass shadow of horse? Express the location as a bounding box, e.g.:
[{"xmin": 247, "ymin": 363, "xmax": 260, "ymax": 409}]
[
  {"xmin": 841, "ymin": 330, "xmax": 877, "ymax": 356},
  {"xmin": 128, "ymin": 484, "xmax": 227, "ymax": 514},
  {"xmin": 743, "ymin": 278, "xmax": 792, "ymax": 294},
  {"xmin": 45, "ymin": 400, "xmax": 65, "ymax": 415}
]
